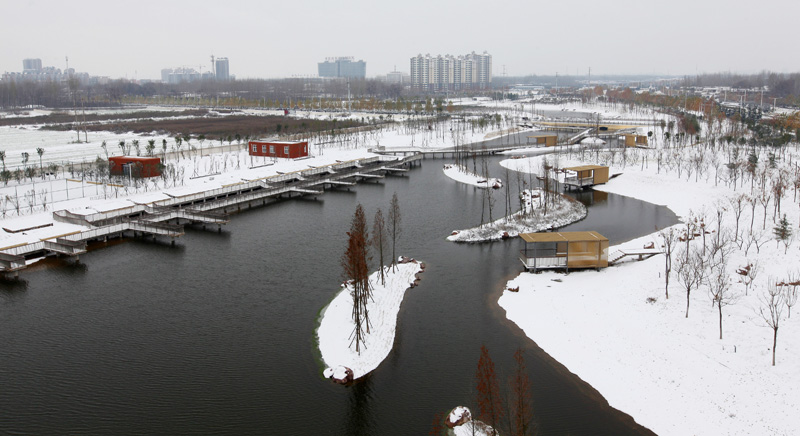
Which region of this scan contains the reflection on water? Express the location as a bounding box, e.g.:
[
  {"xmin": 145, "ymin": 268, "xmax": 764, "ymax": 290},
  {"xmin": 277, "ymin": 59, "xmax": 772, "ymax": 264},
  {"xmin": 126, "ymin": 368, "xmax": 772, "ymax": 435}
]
[{"xmin": 344, "ymin": 376, "xmax": 374, "ymax": 435}]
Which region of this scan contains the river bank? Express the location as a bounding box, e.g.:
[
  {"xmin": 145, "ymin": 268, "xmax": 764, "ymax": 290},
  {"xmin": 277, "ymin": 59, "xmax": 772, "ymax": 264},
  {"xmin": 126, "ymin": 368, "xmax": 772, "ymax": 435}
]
[{"xmin": 499, "ymin": 153, "xmax": 800, "ymax": 435}]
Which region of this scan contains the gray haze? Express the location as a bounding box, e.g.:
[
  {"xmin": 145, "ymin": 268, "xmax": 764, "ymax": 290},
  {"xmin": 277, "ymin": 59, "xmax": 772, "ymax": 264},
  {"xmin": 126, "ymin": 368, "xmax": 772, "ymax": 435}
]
[{"xmin": 3, "ymin": 0, "xmax": 798, "ymax": 80}]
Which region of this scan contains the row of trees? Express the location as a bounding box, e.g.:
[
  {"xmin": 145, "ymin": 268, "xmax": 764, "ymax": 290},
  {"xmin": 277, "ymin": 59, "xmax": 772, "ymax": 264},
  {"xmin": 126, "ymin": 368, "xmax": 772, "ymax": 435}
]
[
  {"xmin": 342, "ymin": 194, "xmax": 402, "ymax": 354},
  {"xmin": 430, "ymin": 346, "xmax": 536, "ymax": 436}
]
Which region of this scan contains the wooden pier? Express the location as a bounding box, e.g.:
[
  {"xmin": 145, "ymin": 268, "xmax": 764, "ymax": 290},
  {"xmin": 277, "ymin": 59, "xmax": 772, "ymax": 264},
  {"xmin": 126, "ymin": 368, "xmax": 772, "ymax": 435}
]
[
  {"xmin": 372, "ymin": 144, "xmax": 534, "ymax": 159},
  {"xmin": 0, "ymin": 154, "xmax": 421, "ymax": 276}
]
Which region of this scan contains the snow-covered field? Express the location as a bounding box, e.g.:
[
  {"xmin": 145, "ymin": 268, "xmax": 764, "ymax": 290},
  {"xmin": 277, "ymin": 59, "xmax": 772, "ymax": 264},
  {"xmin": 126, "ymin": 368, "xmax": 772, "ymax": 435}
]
[
  {"xmin": 447, "ymin": 188, "xmax": 586, "ymax": 243},
  {"xmin": 499, "ymin": 150, "xmax": 800, "ymax": 435},
  {"xmin": 317, "ymin": 260, "xmax": 424, "ymax": 380}
]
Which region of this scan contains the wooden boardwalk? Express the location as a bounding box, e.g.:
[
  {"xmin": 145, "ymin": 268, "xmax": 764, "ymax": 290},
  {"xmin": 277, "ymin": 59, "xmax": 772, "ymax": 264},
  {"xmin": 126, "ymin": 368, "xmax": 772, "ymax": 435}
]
[
  {"xmin": 608, "ymin": 248, "xmax": 662, "ymax": 265},
  {"xmin": 1, "ymin": 154, "xmax": 421, "ymax": 276}
]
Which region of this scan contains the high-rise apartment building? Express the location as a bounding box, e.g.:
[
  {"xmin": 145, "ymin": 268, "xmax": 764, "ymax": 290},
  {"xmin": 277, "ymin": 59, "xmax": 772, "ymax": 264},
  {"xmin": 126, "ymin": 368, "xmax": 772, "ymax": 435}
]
[
  {"xmin": 215, "ymin": 57, "xmax": 230, "ymax": 81},
  {"xmin": 318, "ymin": 57, "xmax": 366, "ymax": 78},
  {"xmin": 410, "ymin": 52, "xmax": 492, "ymax": 91},
  {"xmin": 23, "ymin": 58, "xmax": 43, "ymax": 73}
]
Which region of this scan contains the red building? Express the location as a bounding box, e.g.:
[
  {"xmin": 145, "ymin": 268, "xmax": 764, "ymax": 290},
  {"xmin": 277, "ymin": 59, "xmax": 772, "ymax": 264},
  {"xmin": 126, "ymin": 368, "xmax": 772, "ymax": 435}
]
[
  {"xmin": 248, "ymin": 140, "xmax": 309, "ymax": 159},
  {"xmin": 108, "ymin": 156, "xmax": 162, "ymax": 178}
]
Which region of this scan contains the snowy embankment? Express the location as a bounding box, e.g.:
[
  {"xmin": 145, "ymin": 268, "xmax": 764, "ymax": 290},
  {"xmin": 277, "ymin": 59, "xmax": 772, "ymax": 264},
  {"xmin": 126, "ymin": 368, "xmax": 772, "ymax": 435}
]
[
  {"xmin": 447, "ymin": 188, "xmax": 586, "ymax": 243},
  {"xmin": 317, "ymin": 259, "xmax": 424, "ymax": 381},
  {"xmin": 442, "ymin": 164, "xmax": 502, "ymax": 189},
  {"xmin": 498, "ymin": 153, "xmax": 800, "ymax": 435}
]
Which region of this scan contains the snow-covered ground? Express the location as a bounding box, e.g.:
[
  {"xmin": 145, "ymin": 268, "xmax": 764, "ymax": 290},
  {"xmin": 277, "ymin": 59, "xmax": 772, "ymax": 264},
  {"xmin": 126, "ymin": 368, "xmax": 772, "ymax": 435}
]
[
  {"xmin": 317, "ymin": 260, "xmax": 424, "ymax": 380},
  {"xmin": 498, "ymin": 150, "xmax": 800, "ymax": 435},
  {"xmin": 447, "ymin": 188, "xmax": 586, "ymax": 243},
  {"xmin": 442, "ymin": 164, "xmax": 502, "ymax": 189}
]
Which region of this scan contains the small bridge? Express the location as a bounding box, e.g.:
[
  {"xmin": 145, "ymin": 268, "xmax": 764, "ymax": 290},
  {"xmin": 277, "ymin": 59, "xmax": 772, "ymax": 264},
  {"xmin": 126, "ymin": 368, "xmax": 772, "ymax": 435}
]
[{"xmin": 608, "ymin": 248, "xmax": 663, "ymax": 265}]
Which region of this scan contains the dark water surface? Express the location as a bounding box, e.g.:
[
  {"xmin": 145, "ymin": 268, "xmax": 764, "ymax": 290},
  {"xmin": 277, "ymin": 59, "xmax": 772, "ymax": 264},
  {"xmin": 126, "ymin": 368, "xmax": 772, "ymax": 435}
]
[{"xmin": 0, "ymin": 155, "xmax": 676, "ymax": 435}]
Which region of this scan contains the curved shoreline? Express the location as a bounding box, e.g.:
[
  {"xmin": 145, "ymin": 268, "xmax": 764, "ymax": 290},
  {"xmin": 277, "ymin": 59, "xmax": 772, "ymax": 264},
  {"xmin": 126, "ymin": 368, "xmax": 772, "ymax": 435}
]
[{"xmin": 496, "ymin": 153, "xmax": 800, "ymax": 436}]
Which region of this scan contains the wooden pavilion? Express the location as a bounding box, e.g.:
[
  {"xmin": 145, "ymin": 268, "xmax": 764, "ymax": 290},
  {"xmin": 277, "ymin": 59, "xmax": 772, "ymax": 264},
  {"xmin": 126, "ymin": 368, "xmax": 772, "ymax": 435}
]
[
  {"xmin": 562, "ymin": 165, "xmax": 609, "ymax": 190},
  {"xmin": 519, "ymin": 231, "xmax": 609, "ymax": 272}
]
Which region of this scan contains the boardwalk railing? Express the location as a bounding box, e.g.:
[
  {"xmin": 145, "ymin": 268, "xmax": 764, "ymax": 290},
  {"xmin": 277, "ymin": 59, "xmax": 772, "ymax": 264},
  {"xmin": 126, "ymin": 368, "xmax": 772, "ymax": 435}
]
[
  {"xmin": 519, "ymin": 250, "xmax": 567, "ymax": 270},
  {"xmin": 2, "ymin": 154, "xmax": 419, "ymax": 273}
]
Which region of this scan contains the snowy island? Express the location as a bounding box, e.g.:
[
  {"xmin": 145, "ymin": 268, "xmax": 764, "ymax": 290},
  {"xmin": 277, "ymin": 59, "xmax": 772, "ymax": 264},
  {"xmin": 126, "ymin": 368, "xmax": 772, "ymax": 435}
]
[
  {"xmin": 317, "ymin": 258, "xmax": 424, "ymax": 382},
  {"xmin": 447, "ymin": 188, "xmax": 587, "ymax": 243},
  {"xmin": 443, "ymin": 164, "xmax": 502, "ymax": 189}
]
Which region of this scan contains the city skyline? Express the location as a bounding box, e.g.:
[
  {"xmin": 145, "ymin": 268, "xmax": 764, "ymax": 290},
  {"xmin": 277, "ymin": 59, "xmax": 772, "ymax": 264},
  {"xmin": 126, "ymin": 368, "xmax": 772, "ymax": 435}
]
[{"xmin": 2, "ymin": 0, "xmax": 799, "ymax": 80}]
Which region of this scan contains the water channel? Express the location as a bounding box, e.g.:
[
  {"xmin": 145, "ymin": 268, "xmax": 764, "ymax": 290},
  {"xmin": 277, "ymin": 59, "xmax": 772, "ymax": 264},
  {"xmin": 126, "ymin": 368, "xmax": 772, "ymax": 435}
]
[{"xmin": 0, "ymin": 153, "xmax": 676, "ymax": 435}]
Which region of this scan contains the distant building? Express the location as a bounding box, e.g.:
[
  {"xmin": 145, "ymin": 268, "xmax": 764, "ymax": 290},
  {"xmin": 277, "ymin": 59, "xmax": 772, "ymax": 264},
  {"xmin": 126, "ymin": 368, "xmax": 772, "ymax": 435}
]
[
  {"xmin": 410, "ymin": 51, "xmax": 492, "ymax": 91},
  {"xmin": 383, "ymin": 70, "xmax": 409, "ymax": 84},
  {"xmin": 215, "ymin": 57, "xmax": 230, "ymax": 81},
  {"xmin": 109, "ymin": 156, "xmax": 162, "ymax": 178},
  {"xmin": 318, "ymin": 57, "xmax": 366, "ymax": 78},
  {"xmin": 23, "ymin": 58, "xmax": 42, "ymax": 73},
  {"xmin": 160, "ymin": 67, "xmax": 201, "ymax": 84},
  {"xmin": 248, "ymin": 140, "xmax": 309, "ymax": 159}
]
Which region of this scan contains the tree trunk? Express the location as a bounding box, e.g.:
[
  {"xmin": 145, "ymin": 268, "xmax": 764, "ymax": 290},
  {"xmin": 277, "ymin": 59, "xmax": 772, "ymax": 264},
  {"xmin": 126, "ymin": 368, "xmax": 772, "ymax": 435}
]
[
  {"xmin": 685, "ymin": 289, "xmax": 690, "ymax": 318},
  {"xmin": 718, "ymin": 301, "xmax": 723, "ymax": 339},
  {"xmin": 772, "ymin": 328, "xmax": 778, "ymax": 366}
]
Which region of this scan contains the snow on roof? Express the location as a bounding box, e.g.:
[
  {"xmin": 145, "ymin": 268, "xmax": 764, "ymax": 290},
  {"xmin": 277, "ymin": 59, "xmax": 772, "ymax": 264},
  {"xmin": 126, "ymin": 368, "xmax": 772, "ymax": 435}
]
[
  {"xmin": 251, "ymin": 139, "xmax": 306, "ymax": 144},
  {"xmin": 564, "ymin": 165, "xmax": 607, "ymax": 172},
  {"xmin": 85, "ymin": 199, "xmax": 139, "ymax": 213},
  {"xmin": 128, "ymin": 192, "xmax": 172, "ymax": 204},
  {"xmin": 519, "ymin": 231, "xmax": 607, "ymax": 243},
  {"xmin": 0, "ymin": 221, "xmax": 89, "ymax": 250}
]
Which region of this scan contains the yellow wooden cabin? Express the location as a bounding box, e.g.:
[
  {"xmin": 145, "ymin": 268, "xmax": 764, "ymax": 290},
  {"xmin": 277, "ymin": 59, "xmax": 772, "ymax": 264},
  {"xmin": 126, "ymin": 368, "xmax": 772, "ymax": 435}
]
[
  {"xmin": 563, "ymin": 165, "xmax": 609, "ymax": 189},
  {"xmin": 519, "ymin": 231, "xmax": 609, "ymax": 272},
  {"xmin": 528, "ymin": 134, "xmax": 558, "ymax": 147},
  {"xmin": 623, "ymin": 134, "xmax": 648, "ymax": 147}
]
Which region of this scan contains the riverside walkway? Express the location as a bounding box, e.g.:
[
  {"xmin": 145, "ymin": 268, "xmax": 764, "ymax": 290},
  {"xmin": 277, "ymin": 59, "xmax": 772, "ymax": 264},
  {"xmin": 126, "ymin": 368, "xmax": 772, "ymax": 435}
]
[{"xmin": 0, "ymin": 154, "xmax": 421, "ymax": 276}]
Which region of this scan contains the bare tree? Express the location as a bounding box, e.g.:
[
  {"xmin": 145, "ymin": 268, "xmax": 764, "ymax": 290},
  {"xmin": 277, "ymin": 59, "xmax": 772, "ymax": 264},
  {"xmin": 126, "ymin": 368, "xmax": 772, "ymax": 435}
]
[
  {"xmin": 736, "ymin": 260, "xmax": 760, "ymax": 296},
  {"xmin": 676, "ymin": 247, "xmax": 704, "ymax": 318},
  {"xmin": 759, "ymin": 279, "xmax": 786, "ymax": 366},
  {"xmin": 388, "ymin": 192, "xmax": 402, "ymax": 271},
  {"xmin": 371, "ymin": 207, "xmax": 388, "ymax": 286},
  {"xmin": 706, "ymin": 258, "xmax": 737, "ymax": 339},
  {"xmin": 659, "ymin": 227, "xmax": 678, "ymax": 299},
  {"xmin": 784, "ymin": 272, "xmax": 798, "ymax": 318},
  {"xmin": 729, "ymin": 194, "xmax": 747, "ymax": 243}
]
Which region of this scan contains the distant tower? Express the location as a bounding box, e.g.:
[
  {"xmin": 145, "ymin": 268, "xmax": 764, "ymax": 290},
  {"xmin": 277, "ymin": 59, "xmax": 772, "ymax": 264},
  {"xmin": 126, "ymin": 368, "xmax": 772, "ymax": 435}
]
[
  {"xmin": 211, "ymin": 55, "xmax": 215, "ymax": 75},
  {"xmin": 215, "ymin": 57, "xmax": 229, "ymax": 81}
]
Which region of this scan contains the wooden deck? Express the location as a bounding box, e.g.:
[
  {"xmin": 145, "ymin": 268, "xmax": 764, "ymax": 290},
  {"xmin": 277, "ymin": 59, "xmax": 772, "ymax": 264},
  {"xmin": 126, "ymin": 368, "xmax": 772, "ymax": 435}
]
[{"xmin": 1, "ymin": 154, "xmax": 422, "ymax": 276}]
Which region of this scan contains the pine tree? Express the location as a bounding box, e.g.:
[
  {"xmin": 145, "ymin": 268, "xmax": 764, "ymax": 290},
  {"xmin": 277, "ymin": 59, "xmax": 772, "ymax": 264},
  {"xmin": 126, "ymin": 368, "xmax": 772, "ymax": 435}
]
[{"xmin": 773, "ymin": 214, "xmax": 792, "ymax": 253}]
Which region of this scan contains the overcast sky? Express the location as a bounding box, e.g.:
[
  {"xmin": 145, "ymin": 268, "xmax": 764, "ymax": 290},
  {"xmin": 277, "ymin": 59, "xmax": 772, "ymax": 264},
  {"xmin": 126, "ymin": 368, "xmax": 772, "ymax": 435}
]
[{"xmin": 2, "ymin": 0, "xmax": 798, "ymax": 80}]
